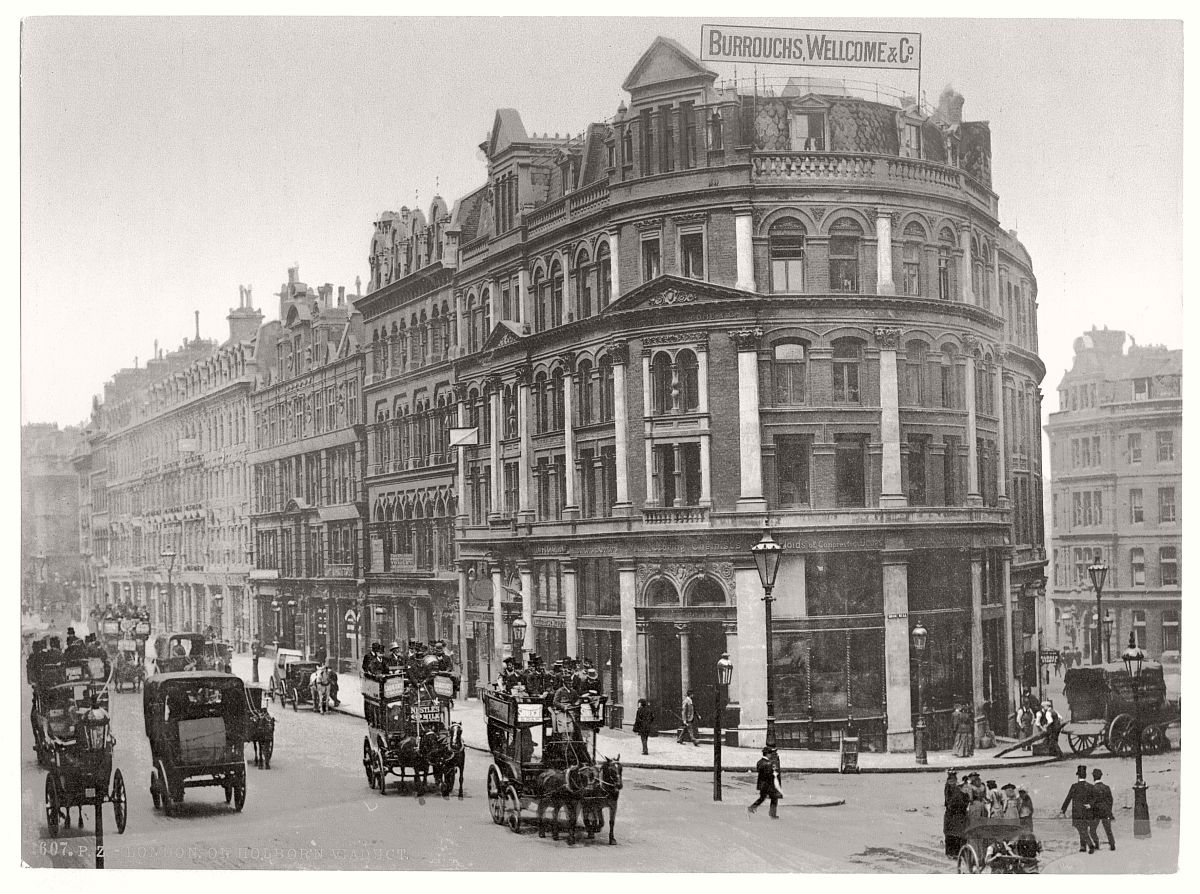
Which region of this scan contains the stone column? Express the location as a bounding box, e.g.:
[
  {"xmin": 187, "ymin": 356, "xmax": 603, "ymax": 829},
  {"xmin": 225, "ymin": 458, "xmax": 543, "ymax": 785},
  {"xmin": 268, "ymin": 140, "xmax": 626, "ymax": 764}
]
[
  {"xmin": 454, "ymin": 290, "xmax": 466, "ymax": 358},
  {"xmin": 487, "ymin": 376, "xmax": 502, "ymax": 518},
  {"xmin": 562, "ymin": 560, "xmax": 579, "ymax": 657},
  {"xmin": 875, "ymin": 208, "xmax": 896, "ymax": 295},
  {"xmin": 697, "ymin": 344, "xmax": 710, "ymax": 413},
  {"xmin": 607, "ymin": 233, "xmax": 621, "ymax": 300},
  {"xmin": 699, "ymin": 434, "xmax": 712, "ymax": 506},
  {"xmin": 964, "ymin": 336, "xmax": 983, "ymax": 506},
  {"xmin": 875, "ymin": 327, "xmax": 906, "ymax": 507},
  {"xmin": 959, "ymin": 222, "xmax": 974, "ymax": 304},
  {"xmin": 455, "ymin": 385, "xmax": 470, "ymax": 523},
  {"xmin": 732, "ymin": 328, "xmax": 766, "ymax": 512},
  {"xmin": 517, "ymin": 367, "xmax": 533, "ymax": 521},
  {"xmin": 490, "ymin": 559, "xmax": 505, "ymax": 672},
  {"xmin": 882, "ymin": 550, "xmax": 914, "ymax": 752},
  {"xmin": 734, "ymin": 210, "xmax": 755, "ymax": 292},
  {"xmin": 675, "ymin": 622, "xmax": 691, "ymax": 700},
  {"xmin": 517, "ymin": 268, "xmax": 530, "ymax": 327},
  {"xmin": 1002, "ymin": 554, "xmax": 1016, "ymax": 732},
  {"xmin": 970, "ymin": 552, "xmax": 989, "ymax": 745},
  {"xmin": 561, "ymin": 355, "xmax": 579, "ymax": 518},
  {"xmin": 995, "ymin": 354, "xmax": 1009, "ymax": 507},
  {"xmin": 609, "ymin": 341, "xmax": 632, "ymax": 513},
  {"xmin": 734, "ymin": 560, "xmax": 768, "ymax": 748},
  {"xmin": 518, "ymin": 561, "xmax": 534, "ymax": 657},
  {"xmin": 635, "ymin": 621, "xmax": 650, "ymax": 704},
  {"xmin": 618, "ymin": 559, "xmax": 640, "ymax": 710}
]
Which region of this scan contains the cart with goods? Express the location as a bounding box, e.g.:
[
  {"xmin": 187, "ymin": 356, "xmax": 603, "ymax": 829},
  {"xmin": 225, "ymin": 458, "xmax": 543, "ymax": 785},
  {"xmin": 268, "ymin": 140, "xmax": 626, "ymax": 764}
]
[{"xmin": 956, "ymin": 818, "xmax": 1041, "ymax": 874}]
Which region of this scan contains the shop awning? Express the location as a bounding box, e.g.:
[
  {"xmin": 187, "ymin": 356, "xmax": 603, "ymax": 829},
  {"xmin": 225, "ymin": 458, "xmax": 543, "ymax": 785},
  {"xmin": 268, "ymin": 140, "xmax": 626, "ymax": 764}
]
[{"xmin": 318, "ymin": 505, "xmax": 362, "ymax": 522}]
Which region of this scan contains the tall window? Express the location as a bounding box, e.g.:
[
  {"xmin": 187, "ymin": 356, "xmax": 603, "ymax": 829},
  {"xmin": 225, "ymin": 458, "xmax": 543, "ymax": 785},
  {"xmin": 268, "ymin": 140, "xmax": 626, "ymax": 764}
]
[
  {"xmin": 1128, "ymin": 432, "xmax": 1143, "ymax": 463},
  {"xmin": 576, "ymin": 359, "xmax": 595, "ymax": 424},
  {"xmin": 903, "ymin": 340, "xmax": 927, "ymax": 406},
  {"xmin": 1130, "ymin": 488, "xmax": 1144, "ymax": 523},
  {"xmin": 769, "ymin": 218, "xmax": 806, "ymax": 293},
  {"xmin": 943, "ymin": 436, "xmax": 961, "ymax": 505},
  {"xmin": 829, "ymin": 220, "xmax": 862, "ymax": 293},
  {"xmin": 789, "ymin": 112, "xmax": 826, "ymax": 150},
  {"xmin": 938, "ymin": 228, "xmax": 956, "ymax": 300},
  {"xmin": 679, "ymin": 230, "xmax": 705, "ymax": 279},
  {"xmin": 1131, "ymin": 610, "xmax": 1146, "ymax": 648},
  {"xmin": 677, "ymin": 350, "xmax": 700, "ymax": 411},
  {"xmin": 551, "ymin": 369, "xmax": 566, "ymax": 431},
  {"xmin": 575, "ymin": 253, "xmax": 593, "ymax": 319},
  {"xmin": 651, "ymin": 352, "xmax": 673, "ymax": 415},
  {"xmin": 907, "ymin": 435, "xmax": 928, "ymax": 505},
  {"xmin": 1160, "ymin": 547, "xmax": 1179, "ymax": 586},
  {"xmin": 834, "ymin": 435, "xmax": 866, "ymax": 507},
  {"xmin": 774, "ymin": 435, "xmax": 811, "ymax": 508},
  {"xmin": 1156, "ymin": 430, "xmax": 1175, "ymax": 461},
  {"xmin": 939, "ymin": 345, "xmax": 959, "ymax": 409},
  {"xmin": 832, "ymin": 338, "xmax": 863, "ymax": 403},
  {"xmin": 771, "ymin": 342, "xmax": 807, "ymax": 405},
  {"xmin": 531, "ymin": 271, "xmax": 545, "ymax": 333},
  {"xmin": 1158, "ymin": 487, "xmax": 1176, "ymax": 523},
  {"xmin": 549, "ymin": 261, "xmax": 564, "ymax": 328},
  {"xmin": 599, "ymin": 355, "xmax": 615, "ymax": 422},
  {"xmin": 901, "ymin": 223, "xmax": 923, "ymax": 295},
  {"xmin": 641, "ymin": 236, "xmax": 661, "ymax": 282},
  {"xmin": 1131, "ymin": 548, "xmax": 1146, "ymax": 587},
  {"xmin": 597, "ymin": 241, "xmax": 612, "ymax": 309},
  {"xmin": 1163, "ymin": 610, "xmax": 1180, "ymax": 651}
]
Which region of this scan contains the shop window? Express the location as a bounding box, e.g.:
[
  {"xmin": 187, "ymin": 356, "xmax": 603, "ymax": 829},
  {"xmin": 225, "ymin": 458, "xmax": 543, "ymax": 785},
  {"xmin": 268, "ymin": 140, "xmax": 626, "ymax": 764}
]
[
  {"xmin": 806, "ymin": 552, "xmax": 882, "ymax": 615},
  {"xmin": 828, "ymin": 220, "xmax": 862, "ymax": 293},
  {"xmin": 769, "ymin": 218, "xmax": 806, "ymax": 293},
  {"xmin": 834, "ymin": 435, "xmax": 866, "ymax": 507},
  {"xmin": 1131, "ymin": 548, "xmax": 1146, "ymax": 587},
  {"xmin": 774, "ymin": 435, "xmax": 811, "ymax": 508},
  {"xmin": 1160, "ymin": 547, "xmax": 1179, "ymax": 586},
  {"xmin": 771, "ymin": 341, "xmax": 808, "ymax": 405},
  {"xmin": 832, "ymin": 338, "xmax": 863, "ymax": 403}
]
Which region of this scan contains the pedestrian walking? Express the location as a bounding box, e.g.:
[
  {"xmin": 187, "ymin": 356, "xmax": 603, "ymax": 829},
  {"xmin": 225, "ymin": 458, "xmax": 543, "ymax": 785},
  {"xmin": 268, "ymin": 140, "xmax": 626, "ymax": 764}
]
[
  {"xmin": 676, "ymin": 690, "xmax": 699, "ymax": 745},
  {"xmin": 1060, "ymin": 764, "xmax": 1098, "ymax": 853},
  {"xmin": 1088, "ymin": 768, "xmax": 1116, "ymax": 851},
  {"xmin": 944, "ymin": 778, "xmax": 970, "ymax": 858},
  {"xmin": 1054, "ymin": 653, "xmax": 1063, "ymax": 677},
  {"xmin": 952, "ymin": 703, "xmax": 973, "ymax": 758},
  {"xmin": 748, "ymin": 746, "xmax": 782, "ymax": 818},
  {"xmin": 1017, "ymin": 788, "xmax": 1035, "ymax": 831},
  {"xmin": 633, "ymin": 698, "xmax": 655, "ymax": 755},
  {"xmin": 1035, "ymin": 700, "xmax": 1063, "ymax": 757},
  {"xmin": 1016, "ymin": 702, "xmax": 1034, "ymax": 746}
]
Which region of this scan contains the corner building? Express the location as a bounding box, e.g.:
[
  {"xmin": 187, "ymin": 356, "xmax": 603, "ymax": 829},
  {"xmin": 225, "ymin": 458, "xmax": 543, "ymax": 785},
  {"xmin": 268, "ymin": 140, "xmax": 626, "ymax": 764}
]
[
  {"xmin": 367, "ymin": 37, "xmax": 1046, "ymax": 751},
  {"xmin": 1046, "ymin": 330, "xmax": 1181, "ymax": 660}
]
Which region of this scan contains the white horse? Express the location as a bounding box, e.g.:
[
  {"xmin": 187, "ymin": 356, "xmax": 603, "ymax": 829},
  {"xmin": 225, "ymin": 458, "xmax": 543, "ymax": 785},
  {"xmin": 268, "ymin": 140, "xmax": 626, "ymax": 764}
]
[{"xmin": 309, "ymin": 666, "xmax": 331, "ymax": 714}]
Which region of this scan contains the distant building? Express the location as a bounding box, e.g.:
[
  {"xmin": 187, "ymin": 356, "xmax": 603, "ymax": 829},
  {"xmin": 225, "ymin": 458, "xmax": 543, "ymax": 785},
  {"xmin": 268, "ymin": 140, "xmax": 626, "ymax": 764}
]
[
  {"xmin": 22, "ymin": 423, "xmax": 85, "ymax": 615},
  {"xmin": 1047, "ymin": 328, "xmax": 1182, "ymax": 660}
]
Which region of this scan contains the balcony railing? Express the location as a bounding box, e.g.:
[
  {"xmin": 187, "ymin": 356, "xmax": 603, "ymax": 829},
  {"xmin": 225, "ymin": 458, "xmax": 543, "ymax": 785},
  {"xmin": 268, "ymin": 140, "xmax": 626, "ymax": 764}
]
[
  {"xmin": 524, "ymin": 178, "xmax": 610, "ymax": 235},
  {"xmin": 642, "ymin": 505, "xmax": 710, "ymax": 526}
]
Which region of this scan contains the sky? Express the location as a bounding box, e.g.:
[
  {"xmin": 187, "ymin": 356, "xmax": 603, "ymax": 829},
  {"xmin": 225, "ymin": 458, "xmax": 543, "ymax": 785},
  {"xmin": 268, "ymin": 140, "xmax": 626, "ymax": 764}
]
[{"xmin": 19, "ymin": 15, "xmax": 1184, "ymax": 427}]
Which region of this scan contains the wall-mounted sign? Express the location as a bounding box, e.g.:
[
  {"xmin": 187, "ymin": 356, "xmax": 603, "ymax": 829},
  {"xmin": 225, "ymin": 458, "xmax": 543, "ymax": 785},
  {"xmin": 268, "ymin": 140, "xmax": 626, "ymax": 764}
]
[{"xmin": 701, "ymin": 24, "xmax": 920, "ymax": 71}]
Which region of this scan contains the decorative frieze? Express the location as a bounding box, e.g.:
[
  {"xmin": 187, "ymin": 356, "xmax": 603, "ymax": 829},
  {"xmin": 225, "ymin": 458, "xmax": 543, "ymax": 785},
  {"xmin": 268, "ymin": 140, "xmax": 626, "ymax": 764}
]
[
  {"xmin": 634, "ymin": 217, "xmax": 664, "ymax": 232},
  {"xmin": 604, "ymin": 339, "xmax": 629, "ymax": 366},
  {"xmin": 647, "ymin": 287, "xmax": 697, "ymax": 307},
  {"xmin": 873, "ymin": 327, "xmax": 903, "ymax": 350},
  {"xmin": 730, "ymin": 327, "xmax": 764, "ymax": 352}
]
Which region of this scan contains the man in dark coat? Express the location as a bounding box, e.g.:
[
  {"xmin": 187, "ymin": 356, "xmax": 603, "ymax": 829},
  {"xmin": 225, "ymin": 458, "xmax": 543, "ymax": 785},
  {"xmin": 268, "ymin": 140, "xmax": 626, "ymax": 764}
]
[
  {"xmin": 1089, "ymin": 768, "xmax": 1116, "ymax": 851},
  {"xmin": 633, "ymin": 698, "xmax": 655, "ymax": 755},
  {"xmin": 942, "ymin": 769, "xmax": 959, "ymax": 855},
  {"xmin": 748, "ymin": 746, "xmax": 782, "ymax": 818},
  {"xmin": 1060, "ymin": 764, "xmax": 1098, "ymax": 852}
]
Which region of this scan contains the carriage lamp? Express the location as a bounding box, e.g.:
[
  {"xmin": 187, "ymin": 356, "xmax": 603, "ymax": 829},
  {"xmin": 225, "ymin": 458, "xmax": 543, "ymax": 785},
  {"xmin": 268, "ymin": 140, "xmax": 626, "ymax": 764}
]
[
  {"xmin": 1088, "ymin": 562, "xmax": 1108, "ymax": 666},
  {"xmin": 81, "ymin": 699, "xmax": 112, "ymax": 752},
  {"xmin": 1121, "ymin": 632, "xmax": 1151, "ymax": 839},
  {"xmin": 911, "ymin": 620, "xmax": 929, "ymax": 765},
  {"xmin": 511, "ymin": 616, "xmax": 528, "ymax": 663},
  {"xmin": 713, "ymin": 652, "xmax": 734, "ymax": 801},
  {"xmin": 751, "ymin": 525, "xmax": 784, "ymax": 749}
]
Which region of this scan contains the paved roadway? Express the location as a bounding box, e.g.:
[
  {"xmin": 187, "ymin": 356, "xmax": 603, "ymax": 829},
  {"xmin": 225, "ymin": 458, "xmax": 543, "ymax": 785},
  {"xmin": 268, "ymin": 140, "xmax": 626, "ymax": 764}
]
[{"xmin": 21, "ymin": 677, "xmax": 1180, "ymax": 872}]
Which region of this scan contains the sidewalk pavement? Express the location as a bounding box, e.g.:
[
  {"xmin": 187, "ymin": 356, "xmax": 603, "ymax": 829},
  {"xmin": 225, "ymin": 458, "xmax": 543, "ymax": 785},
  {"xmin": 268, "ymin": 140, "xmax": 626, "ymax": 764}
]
[{"xmin": 230, "ymin": 654, "xmax": 1059, "ymax": 775}]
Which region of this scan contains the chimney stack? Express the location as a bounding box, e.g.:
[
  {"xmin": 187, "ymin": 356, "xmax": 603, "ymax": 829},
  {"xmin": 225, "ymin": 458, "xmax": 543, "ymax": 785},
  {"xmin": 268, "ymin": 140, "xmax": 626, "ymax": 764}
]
[
  {"xmin": 337, "ymin": 286, "xmax": 345, "ymax": 306},
  {"xmin": 194, "ymin": 310, "xmax": 200, "ymax": 341},
  {"xmin": 288, "ymin": 266, "xmax": 299, "ymax": 286}
]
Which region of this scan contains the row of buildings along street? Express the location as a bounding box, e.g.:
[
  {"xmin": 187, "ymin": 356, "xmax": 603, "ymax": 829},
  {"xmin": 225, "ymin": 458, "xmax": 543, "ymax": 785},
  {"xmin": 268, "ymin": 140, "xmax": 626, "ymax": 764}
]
[{"xmin": 22, "ymin": 35, "xmax": 1181, "ymax": 755}]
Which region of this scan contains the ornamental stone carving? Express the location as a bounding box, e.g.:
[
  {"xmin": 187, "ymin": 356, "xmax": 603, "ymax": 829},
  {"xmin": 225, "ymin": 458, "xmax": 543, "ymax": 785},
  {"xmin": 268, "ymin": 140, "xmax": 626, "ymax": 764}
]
[
  {"xmin": 634, "ymin": 560, "xmax": 734, "ymax": 604},
  {"xmin": 643, "ymin": 331, "xmax": 709, "ymax": 349},
  {"xmin": 730, "ymin": 327, "xmax": 764, "ymax": 352},
  {"xmin": 483, "ymin": 373, "xmax": 504, "ymax": 393},
  {"xmin": 873, "ymin": 327, "xmax": 903, "ymax": 350},
  {"xmin": 634, "ymin": 217, "xmax": 664, "ymax": 232},
  {"xmin": 604, "ymin": 340, "xmax": 629, "ymax": 365},
  {"xmin": 556, "ymin": 352, "xmax": 577, "ymax": 375},
  {"xmin": 810, "ymin": 206, "xmax": 827, "ymax": 222},
  {"xmin": 648, "ymin": 287, "xmax": 697, "ymax": 307},
  {"xmin": 962, "ymin": 333, "xmax": 982, "ymax": 355},
  {"xmin": 452, "ymin": 383, "xmax": 468, "ymax": 401},
  {"xmin": 513, "ymin": 364, "xmax": 532, "ymax": 386}
]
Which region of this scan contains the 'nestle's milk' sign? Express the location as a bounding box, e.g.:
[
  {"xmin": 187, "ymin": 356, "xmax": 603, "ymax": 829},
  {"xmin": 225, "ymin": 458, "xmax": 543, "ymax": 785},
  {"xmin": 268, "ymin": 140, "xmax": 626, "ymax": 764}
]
[{"xmin": 702, "ymin": 25, "xmax": 920, "ymax": 71}]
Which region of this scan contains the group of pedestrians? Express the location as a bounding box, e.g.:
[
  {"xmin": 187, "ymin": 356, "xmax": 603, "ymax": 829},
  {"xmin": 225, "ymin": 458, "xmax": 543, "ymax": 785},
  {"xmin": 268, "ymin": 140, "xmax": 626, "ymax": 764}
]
[
  {"xmin": 943, "ymin": 770, "xmax": 1034, "ymax": 857},
  {"xmin": 1061, "ymin": 764, "xmax": 1117, "ymax": 853}
]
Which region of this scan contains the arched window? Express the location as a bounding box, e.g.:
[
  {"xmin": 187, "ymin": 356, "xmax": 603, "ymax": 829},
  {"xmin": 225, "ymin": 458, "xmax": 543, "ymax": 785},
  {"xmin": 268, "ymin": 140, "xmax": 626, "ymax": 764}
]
[
  {"xmin": 677, "ymin": 350, "xmax": 699, "ymax": 411},
  {"xmin": 596, "ymin": 240, "xmax": 612, "ymax": 309},
  {"xmin": 551, "ymin": 368, "xmax": 565, "ymax": 430},
  {"xmin": 532, "ymin": 270, "xmax": 546, "ymax": 332},
  {"xmin": 772, "ymin": 341, "xmax": 807, "ymax": 405},
  {"xmin": 599, "ymin": 355, "xmax": 615, "ymax": 422},
  {"xmin": 828, "ymin": 218, "xmax": 862, "ymax": 293},
  {"xmin": 503, "ymin": 384, "xmax": 517, "ymax": 440},
  {"xmin": 938, "ymin": 227, "xmax": 957, "ymax": 300},
  {"xmin": 549, "ymin": 261, "xmax": 564, "ymax": 328},
  {"xmin": 904, "ymin": 340, "xmax": 927, "ymax": 406},
  {"xmin": 575, "ymin": 250, "xmax": 593, "ymax": 319},
  {"xmin": 902, "ymin": 222, "xmax": 925, "ymax": 296},
  {"xmin": 769, "ymin": 217, "xmax": 806, "ymax": 293},
  {"xmin": 534, "ymin": 371, "xmax": 549, "ymax": 434},
  {"xmin": 466, "ymin": 295, "xmax": 478, "ymax": 354},
  {"xmin": 576, "ymin": 359, "xmax": 595, "ymax": 425},
  {"xmin": 832, "ymin": 338, "xmax": 863, "ymax": 403},
  {"xmin": 481, "ymin": 289, "xmax": 492, "ymax": 342},
  {"xmin": 687, "ymin": 577, "xmax": 726, "ymax": 606},
  {"xmin": 621, "ymin": 126, "xmax": 633, "ymax": 166},
  {"xmin": 940, "ymin": 344, "xmax": 959, "ymax": 409},
  {"xmin": 644, "ymin": 578, "xmax": 679, "ymax": 606},
  {"xmin": 651, "ymin": 352, "xmax": 673, "ymax": 415},
  {"xmin": 971, "ymin": 236, "xmax": 984, "ymax": 303},
  {"xmin": 430, "ymin": 307, "xmax": 442, "ymax": 357}
]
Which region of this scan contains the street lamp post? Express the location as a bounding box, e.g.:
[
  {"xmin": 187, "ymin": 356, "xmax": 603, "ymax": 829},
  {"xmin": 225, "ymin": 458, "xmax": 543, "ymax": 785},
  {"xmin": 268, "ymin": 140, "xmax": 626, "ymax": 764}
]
[
  {"xmin": 713, "ymin": 652, "xmax": 734, "ymax": 801},
  {"xmin": 161, "ymin": 548, "xmax": 177, "ymax": 631},
  {"xmin": 1121, "ymin": 632, "xmax": 1151, "ymax": 839},
  {"xmin": 272, "ymin": 599, "xmax": 282, "ymax": 652},
  {"xmin": 511, "ymin": 616, "xmax": 528, "ymax": 666},
  {"xmin": 1087, "ymin": 562, "xmax": 1108, "ymax": 666},
  {"xmin": 1103, "ymin": 611, "xmax": 1114, "ymax": 663},
  {"xmin": 911, "ymin": 620, "xmax": 928, "ymax": 765},
  {"xmin": 751, "ymin": 526, "xmax": 784, "ymax": 749}
]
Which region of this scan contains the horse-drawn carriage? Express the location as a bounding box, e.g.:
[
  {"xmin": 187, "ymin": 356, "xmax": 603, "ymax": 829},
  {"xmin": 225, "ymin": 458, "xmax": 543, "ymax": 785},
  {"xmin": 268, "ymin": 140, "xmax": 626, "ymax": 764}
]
[
  {"xmin": 1058, "ymin": 661, "xmax": 1176, "ymax": 755},
  {"xmin": 114, "ymin": 641, "xmax": 147, "ymax": 693},
  {"xmin": 956, "ymin": 818, "xmax": 1041, "ymax": 874},
  {"xmin": 153, "ymin": 632, "xmax": 230, "ymax": 675},
  {"xmin": 483, "ymin": 688, "xmax": 621, "ymax": 845},
  {"xmin": 268, "ymin": 650, "xmax": 320, "ymax": 711},
  {"xmin": 31, "ymin": 657, "xmax": 110, "ymax": 768},
  {"xmin": 244, "ymin": 683, "xmax": 275, "ymax": 769},
  {"xmin": 143, "ymin": 671, "xmax": 249, "ymax": 815},
  {"xmin": 361, "ymin": 663, "xmax": 464, "ymax": 798},
  {"xmin": 42, "ymin": 688, "xmax": 128, "ymax": 839}
]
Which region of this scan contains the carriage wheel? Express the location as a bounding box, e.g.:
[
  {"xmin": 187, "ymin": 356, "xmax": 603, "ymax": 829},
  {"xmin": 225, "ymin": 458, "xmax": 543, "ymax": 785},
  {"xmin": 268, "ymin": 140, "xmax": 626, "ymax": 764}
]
[
  {"xmin": 363, "ymin": 738, "xmax": 375, "ymax": 788},
  {"xmin": 268, "ymin": 679, "xmax": 276, "ymax": 703},
  {"xmin": 376, "ymin": 752, "xmax": 388, "ymax": 796},
  {"xmin": 957, "ymin": 843, "xmax": 983, "ymax": 873},
  {"xmin": 290, "ymin": 686, "xmax": 299, "ymax": 711},
  {"xmin": 504, "ymin": 785, "xmax": 522, "ymax": 833},
  {"xmin": 1106, "ymin": 714, "xmax": 1136, "ymax": 755},
  {"xmin": 1067, "ymin": 733, "xmax": 1099, "ymax": 755},
  {"xmin": 45, "ymin": 774, "xmax": 61, "ymax": 838},
  {"xmin": 112, "ymin": 769, "xmax": 127, "ymax": 834},
  {"xmin": 487, "ymin": 766, "xmax": 505, "ymax": 825},
  {"xmin": 150, "ymin": 770, "xmax": 160, "ymax": 809},
  {"xmin": 233, "ymin": 771, "xmax": 247, "ymax": 812},
  {"xmin": 157, "ymin": 761, "xmax": 175, "ymax": 817}
]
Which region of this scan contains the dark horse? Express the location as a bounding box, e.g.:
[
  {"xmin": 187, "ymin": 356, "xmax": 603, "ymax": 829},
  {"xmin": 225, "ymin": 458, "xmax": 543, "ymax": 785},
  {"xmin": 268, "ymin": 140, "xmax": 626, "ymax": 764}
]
[
  {"xmin": 426, "ymin": 723, "xmax": 466, "ymax": 799},
  {"xmin": 581, "ymin": 755, "xmax": 623, "ymax": 844},
  {"xmin": 535, "ymin": 764, "xmax": 600, "ymax": 845}
]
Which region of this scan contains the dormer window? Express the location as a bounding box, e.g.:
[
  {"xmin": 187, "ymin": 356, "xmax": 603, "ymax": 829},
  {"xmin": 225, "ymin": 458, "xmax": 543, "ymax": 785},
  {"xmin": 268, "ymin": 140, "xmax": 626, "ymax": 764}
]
[
  {"xmin": 900, "ymin": 122, "xmax": 921, "ymax": 158},
  {"xmin": 789, "ymin": 112, "xmax": 826, "ymax": 151}
]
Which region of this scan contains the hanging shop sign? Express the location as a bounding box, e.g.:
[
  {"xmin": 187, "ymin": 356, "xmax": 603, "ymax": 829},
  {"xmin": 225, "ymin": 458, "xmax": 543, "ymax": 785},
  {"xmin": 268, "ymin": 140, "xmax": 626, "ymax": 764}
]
[{"xmin": 701, "ymin": 24, "xmax": 920, "ymax": 71}]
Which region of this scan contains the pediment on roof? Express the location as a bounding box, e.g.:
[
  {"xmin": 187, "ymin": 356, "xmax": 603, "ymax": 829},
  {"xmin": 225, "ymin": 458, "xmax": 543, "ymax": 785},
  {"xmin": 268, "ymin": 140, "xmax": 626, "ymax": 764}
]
[
  {"xmin": 622, "ymin": 37, "xmax": 717, "ymax": 93},
  {"xmin": 603, "ymin": 274, "xmax": 754, "ymax": 315},
  {"xmin": 480, "ymin": 319, "xmax": 527, "ymax": 353},
  {"xmin": 787, "ymin": 93, "xmax": 833, "ymax": 110}
]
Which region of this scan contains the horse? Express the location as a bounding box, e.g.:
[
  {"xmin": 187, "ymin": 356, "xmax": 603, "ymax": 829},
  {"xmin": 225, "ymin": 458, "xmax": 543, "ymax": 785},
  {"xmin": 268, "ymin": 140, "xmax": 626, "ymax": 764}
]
[
  {"xmin": 383, "ymin": 731, "xmax": 437, "ymax": 795},
  {"xmin": 581, "ymin": 754, "xmax": 623, "ymax": 845},
  {"xmin": 425, "ymin": 722, "xmax": 465, "ymax": 799},
  {"xmin": 535, "ymin": 764, "xmax": 600, "ymax": 845},
  {"xmin": 309, "ymin": 666, "xmax": 331, "ymax": 714}
]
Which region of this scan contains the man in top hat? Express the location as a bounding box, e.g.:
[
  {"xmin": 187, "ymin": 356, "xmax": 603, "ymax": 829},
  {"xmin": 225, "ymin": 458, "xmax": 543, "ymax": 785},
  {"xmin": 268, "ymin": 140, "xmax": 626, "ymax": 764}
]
[
  {"xmin": 431, "ymin": 640, "xmax": 453, "ymax": 672},
  {"xmin": 1089, "ymin": 768, "xmax": 1116, "ymax": 851},
  {"xmin": 384, "ymin": 641, "xmax": 406, "ymax": 671},
  {"xmin": 362, "ymin": 642, "xmax": 383, "ymax": 675},
  {"xmin": 748, "ymin": 746, "xmax": 782, "ymax": 818},
  {"xmin": 1061, "ymin": 765, "xmax": 1098, "ymax": 852}
]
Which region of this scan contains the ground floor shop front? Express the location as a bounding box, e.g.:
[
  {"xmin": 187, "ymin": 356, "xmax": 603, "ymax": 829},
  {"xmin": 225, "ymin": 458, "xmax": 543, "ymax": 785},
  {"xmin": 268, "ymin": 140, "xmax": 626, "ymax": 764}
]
[
  {"xmin": 101, "ymin": 569, "xmax": 252, "ymax": 653},
  {"xmin": 458, "ymin": 521, "xmax": 1036, "ymax": 752}
]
